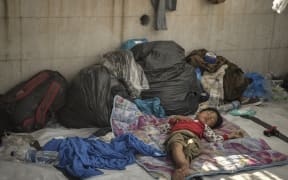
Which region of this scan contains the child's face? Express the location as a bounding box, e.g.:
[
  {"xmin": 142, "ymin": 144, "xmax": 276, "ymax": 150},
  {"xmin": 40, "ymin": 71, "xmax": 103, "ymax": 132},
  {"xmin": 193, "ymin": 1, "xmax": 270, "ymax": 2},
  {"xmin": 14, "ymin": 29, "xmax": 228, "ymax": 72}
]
[{"xmin": 196, "ymin": 110, "xmax": 218, "ymax": 128}]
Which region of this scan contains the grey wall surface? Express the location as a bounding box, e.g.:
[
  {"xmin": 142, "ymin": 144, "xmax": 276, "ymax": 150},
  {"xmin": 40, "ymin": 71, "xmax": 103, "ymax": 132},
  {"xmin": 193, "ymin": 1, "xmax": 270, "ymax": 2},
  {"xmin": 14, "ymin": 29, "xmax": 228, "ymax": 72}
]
[{"xmin": 0, "ymin": 0, "xmax": 287, "ymax": 93}]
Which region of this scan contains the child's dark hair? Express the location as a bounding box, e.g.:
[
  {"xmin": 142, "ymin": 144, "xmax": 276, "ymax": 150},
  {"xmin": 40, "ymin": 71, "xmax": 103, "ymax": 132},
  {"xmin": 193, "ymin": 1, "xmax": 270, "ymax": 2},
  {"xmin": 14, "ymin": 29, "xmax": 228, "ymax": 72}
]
[{"xmin": 199, "ymin": 107, "xmax": 223, "ymax": 128}]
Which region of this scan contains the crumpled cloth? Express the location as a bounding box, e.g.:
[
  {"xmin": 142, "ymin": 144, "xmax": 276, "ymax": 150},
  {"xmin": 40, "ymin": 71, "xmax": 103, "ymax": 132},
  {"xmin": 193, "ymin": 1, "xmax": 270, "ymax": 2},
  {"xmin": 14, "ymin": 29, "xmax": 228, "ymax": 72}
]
[{"xmin": 43, "ymin": 133, "xmax": 164, "ymax": 178}]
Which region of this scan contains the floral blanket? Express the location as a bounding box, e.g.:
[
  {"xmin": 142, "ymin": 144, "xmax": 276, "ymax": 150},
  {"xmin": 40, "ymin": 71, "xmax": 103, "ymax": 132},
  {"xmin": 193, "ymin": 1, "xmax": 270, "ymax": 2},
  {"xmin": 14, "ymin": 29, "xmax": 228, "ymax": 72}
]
[
  {"xmin": 110, "ymin": 95, "xmax": 288, "ymax": 179},
  {"xmin": 110, "ymin": 95, "xmax": 168, "ymax": 151}
]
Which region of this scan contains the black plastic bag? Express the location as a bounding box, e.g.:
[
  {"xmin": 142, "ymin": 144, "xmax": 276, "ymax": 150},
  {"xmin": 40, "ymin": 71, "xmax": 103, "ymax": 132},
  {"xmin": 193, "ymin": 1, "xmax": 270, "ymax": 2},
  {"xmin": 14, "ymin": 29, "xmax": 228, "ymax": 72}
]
[
  {"xmin": 132, "ymin": 41, "xmax": 200, "ymax": 115},
  {"xmin": 59, "ymin": 65, "xmax": 129, "ymax": 128}
]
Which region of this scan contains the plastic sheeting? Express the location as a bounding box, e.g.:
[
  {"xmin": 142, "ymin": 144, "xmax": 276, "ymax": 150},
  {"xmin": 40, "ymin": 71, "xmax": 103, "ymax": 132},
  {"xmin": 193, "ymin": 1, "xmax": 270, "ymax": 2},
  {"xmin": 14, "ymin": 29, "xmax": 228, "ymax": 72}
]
[
  {"xmin": 272, "ymin": 0, "xmax": 288, "ymax": 13},
  {"xmin": 132, "ymin": 41, "xmax": 185, "ymax": 69},
  {"xmin": 103, "ymin": 50, "xmax": 149, "ymax": 98},
  {"xmin": 120, "ymin": 39, "xmax": 148, "ymax": 50},
  {"xmin": 243, "ymin": 72, "xmax": 270, "ymax": 99}
]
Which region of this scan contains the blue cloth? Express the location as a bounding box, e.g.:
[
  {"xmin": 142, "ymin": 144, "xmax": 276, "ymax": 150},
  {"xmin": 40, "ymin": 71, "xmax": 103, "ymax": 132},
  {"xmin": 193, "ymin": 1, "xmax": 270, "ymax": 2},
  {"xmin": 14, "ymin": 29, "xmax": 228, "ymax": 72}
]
[
  {"xmin": 195, "ymin": 67, "xmax": 202, "ymax": 81},
  {"xmin": 243, "ymin": 72, "xmax": 269, "ymax": 98},
  {"xmin": 43, "ymin": 133, "xmax": 164, "ymax": 178},
  {"xmin": 134, "ymin": 97, "xmax": 166, "ymax": 118}
]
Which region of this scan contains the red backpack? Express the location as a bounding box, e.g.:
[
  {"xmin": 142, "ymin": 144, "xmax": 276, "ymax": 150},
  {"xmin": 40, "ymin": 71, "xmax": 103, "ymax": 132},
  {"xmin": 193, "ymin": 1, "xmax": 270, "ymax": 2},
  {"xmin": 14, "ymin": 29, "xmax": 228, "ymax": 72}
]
[{"xmin": 0, "ymin": 70, "xmax": 67, "ymax": 132}]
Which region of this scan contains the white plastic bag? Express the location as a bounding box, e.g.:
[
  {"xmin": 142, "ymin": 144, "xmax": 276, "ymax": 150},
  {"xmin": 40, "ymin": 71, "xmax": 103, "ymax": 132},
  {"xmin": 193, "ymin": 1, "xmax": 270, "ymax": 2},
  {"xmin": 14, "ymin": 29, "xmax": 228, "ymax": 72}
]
[
  {"xmin": 103, "ymin": 50, "xmax": 149, "ymax": 98},
  {"xmin": 272, "ymin": 0, "xmax": 288, "ymax": 14}
]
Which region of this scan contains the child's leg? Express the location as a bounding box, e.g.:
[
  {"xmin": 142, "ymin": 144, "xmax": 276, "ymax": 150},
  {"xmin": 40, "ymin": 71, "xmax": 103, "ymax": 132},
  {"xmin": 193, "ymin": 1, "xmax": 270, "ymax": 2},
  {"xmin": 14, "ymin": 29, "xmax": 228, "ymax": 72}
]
[{"xmin": 170, "ymin": 142, "xmax": 190, "ymax": 180}]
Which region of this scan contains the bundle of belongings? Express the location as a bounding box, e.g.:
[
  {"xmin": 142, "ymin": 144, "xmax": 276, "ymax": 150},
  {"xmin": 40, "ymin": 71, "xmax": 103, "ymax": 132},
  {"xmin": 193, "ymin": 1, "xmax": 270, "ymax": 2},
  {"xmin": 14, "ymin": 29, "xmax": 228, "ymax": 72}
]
[
  {"xmin": 58, "ymin": 50, "xmax": 150, "ymax": 128},
  {"xmin": 185, "ymin": 49, "xmax": 251, "ymax": 106},
  {"xmin": 131, "ymin": 41, "xmax": 201, "ymax": 115},
  {"xmin": 59, "ymin": 41, "xmax": 201, "ymax": 128},
  {"xmin": 0, "ymin": 41, "xmax": 201, "ymax": 131}
]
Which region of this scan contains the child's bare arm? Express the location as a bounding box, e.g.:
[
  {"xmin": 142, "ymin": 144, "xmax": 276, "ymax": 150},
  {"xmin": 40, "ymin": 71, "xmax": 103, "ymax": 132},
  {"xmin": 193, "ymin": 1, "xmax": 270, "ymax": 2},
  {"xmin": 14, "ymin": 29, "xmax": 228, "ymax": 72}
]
[
  {"xmin": 168, "ymin": 115, "xmax": 192, "ymax": 124},
  {"xmin": 228, "ymin": 130, "xmax": 244, "ymax": 139}
]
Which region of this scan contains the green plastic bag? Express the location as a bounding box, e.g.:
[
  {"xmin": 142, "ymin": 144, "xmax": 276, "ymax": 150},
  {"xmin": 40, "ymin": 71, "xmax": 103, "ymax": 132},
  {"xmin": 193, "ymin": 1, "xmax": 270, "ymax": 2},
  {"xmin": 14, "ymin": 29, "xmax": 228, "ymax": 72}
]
[{"xmin": 229, "ymin": 108, "xmax": 256, "ymax": 116}]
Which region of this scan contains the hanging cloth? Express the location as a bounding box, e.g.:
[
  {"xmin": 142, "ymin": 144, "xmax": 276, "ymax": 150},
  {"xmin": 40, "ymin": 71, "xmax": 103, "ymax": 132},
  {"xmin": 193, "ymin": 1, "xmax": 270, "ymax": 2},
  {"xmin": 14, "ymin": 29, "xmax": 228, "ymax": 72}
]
[{"xmin": 151, "ymin": 0, "xmax": 177, "ymax": 30}]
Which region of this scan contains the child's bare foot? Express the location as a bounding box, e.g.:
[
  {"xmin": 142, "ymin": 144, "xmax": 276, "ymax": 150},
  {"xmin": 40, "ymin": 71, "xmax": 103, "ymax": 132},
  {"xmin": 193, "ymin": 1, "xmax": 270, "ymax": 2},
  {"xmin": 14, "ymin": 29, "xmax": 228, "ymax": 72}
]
[
  {"xmin": 172, "ymin": 169, "xmax": 185, "ymax": 180},
  {"xmin": 172, "ymin": 166, "xmax": 190, "ymax": 180}
]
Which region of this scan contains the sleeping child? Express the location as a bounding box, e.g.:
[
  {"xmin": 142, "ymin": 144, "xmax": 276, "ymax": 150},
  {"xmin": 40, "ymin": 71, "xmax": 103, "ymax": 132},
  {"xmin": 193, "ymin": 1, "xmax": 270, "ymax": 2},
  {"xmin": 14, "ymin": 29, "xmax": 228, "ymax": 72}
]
[{"xmin": 164, "ymin": 107, "xmax": 243, "ymax": 180}]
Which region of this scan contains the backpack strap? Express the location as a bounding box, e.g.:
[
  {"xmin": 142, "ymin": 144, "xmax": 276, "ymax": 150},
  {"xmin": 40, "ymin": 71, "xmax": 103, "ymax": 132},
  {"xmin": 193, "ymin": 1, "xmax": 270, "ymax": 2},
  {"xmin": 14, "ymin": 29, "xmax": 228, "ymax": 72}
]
[
  {"xmin": 35, "ymin": 81, "xmax": 61, "ymax": 129},
  {"xmin": 21, "ymin": 117, "xmax": 35, "ymax": 132}
]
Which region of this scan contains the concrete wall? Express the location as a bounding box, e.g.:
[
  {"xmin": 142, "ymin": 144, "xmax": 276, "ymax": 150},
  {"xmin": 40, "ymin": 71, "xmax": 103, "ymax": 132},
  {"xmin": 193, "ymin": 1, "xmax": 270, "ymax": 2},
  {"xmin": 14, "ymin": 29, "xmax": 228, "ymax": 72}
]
[{"xmin": 0, "ymin": 0, "xmax": 288, "ymax": 93}]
